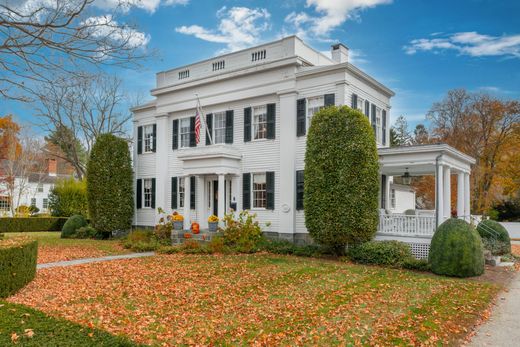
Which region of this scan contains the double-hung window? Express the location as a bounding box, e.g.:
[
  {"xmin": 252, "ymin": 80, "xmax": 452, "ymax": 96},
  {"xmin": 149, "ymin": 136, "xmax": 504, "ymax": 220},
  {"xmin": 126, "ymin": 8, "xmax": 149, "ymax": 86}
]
[
  {"xmin": 180, "ymin": 118, "xmax": 191, "ymax": 148},
  {"xmin": 357, "ymin": 97, "xmax": 365, "ymax": 114},
  {"xmin": 307, "ymin": 96, "xmax": 324, "ymax": 129},
  {"xmin": 213, "ymin": 111, "xmax": 226, "ymax": 144},
  {"xmin": 179, "ymin": 178, "xmax": 185, "ymax": 208},
  {"xmin": 31, "ymin": 198, "xmax": 36, "ymax": 207},
  {"xmin": 253, "ymin": 106, "xmax": 267, "ymax": 140},
  {"xmin": 143, "ymin": 125, "xmax": 154, "ymax": 153},
  {"xmin": 143, "ymin": 179, "xmax": 153, "ymax": 208},
  {"xmin": 376, "ymin": 107, "xmax": 382, "ymax": 144},
  {"xmin": 0, "ymin": 197, "xmax": 9, "ymax": 211},
  {"xmin": 37, "ymin": 183, "xmax": 44, "ymax": 192},
  {"xmin": 43, "ymin": 198, "xmax": 49, "ymax": 209},
  {"xmin": 252, "ymin": 173, "xmax": 267, "ymax": 208}
]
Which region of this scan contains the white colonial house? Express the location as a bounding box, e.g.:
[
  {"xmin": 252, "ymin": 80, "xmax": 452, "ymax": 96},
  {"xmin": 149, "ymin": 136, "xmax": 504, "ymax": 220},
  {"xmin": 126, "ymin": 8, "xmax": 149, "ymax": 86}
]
[{"xmin": 132, "ymin": 36, "xmax": 475, "ymax": 257}]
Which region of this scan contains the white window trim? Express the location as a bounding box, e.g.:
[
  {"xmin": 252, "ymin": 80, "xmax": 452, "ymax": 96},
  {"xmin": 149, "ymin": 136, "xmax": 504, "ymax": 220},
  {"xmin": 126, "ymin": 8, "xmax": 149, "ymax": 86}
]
[
  {"xmin": 212, "ymin": 111, "xmax": 226, "ymax": 144},
  {"xmin": 252, "ymin": 105, "xmax": 268, "ymax": 142},
  {"xmin": 142, "ymin": 178, "xmax": 153, "ymax": 209},
  {"xmin": 251, "ymin": 172, "xmax": 267, "ymax": 210},
  {"xmin": 306, "ymin": 96, "xmax": 325, "ymax": 130},
  {"xmin": 143, "ymin": 124, "xmax": 154, "ymax": 153},
  {"xmin": 179, "ymin": 117, "xmax": 191, "ymax": 148}
]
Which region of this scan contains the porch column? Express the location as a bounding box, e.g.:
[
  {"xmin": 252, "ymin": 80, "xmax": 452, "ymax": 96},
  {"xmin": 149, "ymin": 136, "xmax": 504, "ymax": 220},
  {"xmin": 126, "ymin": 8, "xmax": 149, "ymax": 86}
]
[
  {"xmin": 184, "ymin": 175, "xmax": 191, "ymax": 229},
  {"xmin": 457, "ymin": 173, "xmax": 465, "ymax": 219},
  {"xmin": 154, "ymin": 114, "xmax": 169, "ymax": 219},
  {"xmin": 464, "ymin": 172, "xmax": 471, "ymax": 221},
  {"xmin": 196, "ymin": 175, "xmax": 206, "ymax": 228},
  {"xmin": 443, "ymin": 166, "xmax": 451, "ymax": 219},
  {"xmin": 436, "ymin": 164, "xmax": 444, "ymax": 227},
  {"xmin": 218, "ymin": 174, "xmax": 225, "ymax": 222}
]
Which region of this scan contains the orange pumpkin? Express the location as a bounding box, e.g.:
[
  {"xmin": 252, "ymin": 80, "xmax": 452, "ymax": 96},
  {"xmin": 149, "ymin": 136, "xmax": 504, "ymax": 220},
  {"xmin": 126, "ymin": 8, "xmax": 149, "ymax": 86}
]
[
  {"xmin": 184, "ymin": 233, "xmax": 192, "ymax": 239},
  {"xmin": 191, "ymin": 222, "xmax": 200, "ymax": 234}
]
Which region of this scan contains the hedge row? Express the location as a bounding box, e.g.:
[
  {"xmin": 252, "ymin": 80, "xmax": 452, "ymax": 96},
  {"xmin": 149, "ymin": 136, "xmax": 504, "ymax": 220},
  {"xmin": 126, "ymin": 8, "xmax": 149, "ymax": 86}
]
[
  {"xmin": 0, "ymin": 238, "xmax": 38, "ymax": 298},
  {"xmin": 0, "ymin": 217, "xmax": 68, "ymax": 232}
]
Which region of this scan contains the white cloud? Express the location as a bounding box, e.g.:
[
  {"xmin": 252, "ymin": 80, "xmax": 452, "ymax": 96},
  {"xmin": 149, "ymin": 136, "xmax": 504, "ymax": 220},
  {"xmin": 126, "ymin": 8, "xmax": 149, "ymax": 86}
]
[
  {"xmin": 83, "ymin": 15, "xmax": 150, "ymax": 49},
  {"xmin": 93, "ymin": 0, "xmax": 189, "ymax": 13},
  {"xmin": 404, "ymin": 31, "xmax": 520, "ymax": 58},
  {"xmin": 285, "ymin": 0, "xmax": 392, "ymax": 40},
  {"xmin": 175, "ymin": 6, "xmax": 271, "ymax": 52}
]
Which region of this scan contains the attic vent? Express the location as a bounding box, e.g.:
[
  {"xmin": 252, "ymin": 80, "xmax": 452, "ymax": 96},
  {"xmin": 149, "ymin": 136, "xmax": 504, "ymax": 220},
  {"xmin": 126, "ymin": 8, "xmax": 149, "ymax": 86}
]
[
  {"xmin": 212, "ymin": 60, "xmax": 225, "ymax": 71},
  {"xmin": 178, "ymin": 69, "xmax": 190, "ymax": 79},
  {"xmin": 251, "ymin": 49, "xmax": 266, "ymax": 62}
]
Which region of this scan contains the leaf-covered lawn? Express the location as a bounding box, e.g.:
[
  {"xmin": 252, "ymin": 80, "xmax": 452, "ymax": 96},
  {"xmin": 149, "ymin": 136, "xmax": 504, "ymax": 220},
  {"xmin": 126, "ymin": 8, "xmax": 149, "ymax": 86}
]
[
  {"xmin": 9, "ymin": 254, "xmax": 498, "ymax": 346},
  {"xmin": 5, "ymin": 232, "xmax": 129, "ymax": 264}
]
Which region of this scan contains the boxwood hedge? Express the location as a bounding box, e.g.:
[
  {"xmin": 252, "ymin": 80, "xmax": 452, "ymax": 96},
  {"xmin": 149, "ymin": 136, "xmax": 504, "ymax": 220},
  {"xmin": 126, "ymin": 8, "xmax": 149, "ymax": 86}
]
[
  {"xmin": 0, "ymin": 217, "xmax": 68, "ymax": 233},
  {"xmin": 304, "ymin": 106, "xmax": 379, "ymax": 252},
  {"xmin": 0, "ymin": 238, "xmax": 37, "ymax": 298}
]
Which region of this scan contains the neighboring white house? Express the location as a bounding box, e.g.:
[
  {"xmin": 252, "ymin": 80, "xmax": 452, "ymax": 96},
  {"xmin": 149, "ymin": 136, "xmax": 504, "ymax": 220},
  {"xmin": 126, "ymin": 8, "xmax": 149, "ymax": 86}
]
[{"xmin": 132, "ymin": 36, "xmax": 476, "ymax": 255}]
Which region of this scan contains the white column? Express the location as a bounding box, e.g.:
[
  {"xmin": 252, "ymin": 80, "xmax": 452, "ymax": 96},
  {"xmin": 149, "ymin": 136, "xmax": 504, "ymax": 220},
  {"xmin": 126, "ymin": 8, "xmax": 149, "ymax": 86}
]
[
  {"xmin": 443, "ymin": 166, "xmax": 451, "ymax": 220},
  {"xmin": 436, "ymin": 164, "xmax": 444, "ymax": 227},
  {"xmin": 196, "ymin": 175, "xmax": 206, "ymax": 228},
  {"xmin": 218, "ymin": 174, "xmax": 225, "ymax": 222},
  {"xmin": 231, "ymin": 175, "xmax": 239, "ymax": 212},
  {"xmin": 464, "ymin": 172, "xmax": 471, "ymax": 221},
  {"xmin": 278, "ymin": 91, "xmax": 297, "ymax": 235},
  {"xmin": 154, "ymin": 114, "xmax": 169, "ymax": 219},
  {"xmin": 183, "ymin": 175, "xmax": 191, "ymax": 229},
  {"xmin": 133, "ymin": 119, "xmax": 139, "ymax": 227},
  {"xmin": 457, "ymin": 173, "xmax": 465, "ymax": 219}
]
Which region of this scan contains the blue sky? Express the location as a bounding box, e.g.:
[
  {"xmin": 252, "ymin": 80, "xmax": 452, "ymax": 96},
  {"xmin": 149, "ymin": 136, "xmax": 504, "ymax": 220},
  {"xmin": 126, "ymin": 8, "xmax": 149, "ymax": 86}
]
[{"xmin": 4, "ymin": 0, "xmax": 520, "ymax": 129}]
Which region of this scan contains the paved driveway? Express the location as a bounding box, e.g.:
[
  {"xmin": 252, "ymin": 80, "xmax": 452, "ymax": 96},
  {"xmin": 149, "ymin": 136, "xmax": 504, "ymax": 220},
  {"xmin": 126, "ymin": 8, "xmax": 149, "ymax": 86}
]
[{"xmin": 501, "ymin": 222, "xmax": 520, "ymax": 239}]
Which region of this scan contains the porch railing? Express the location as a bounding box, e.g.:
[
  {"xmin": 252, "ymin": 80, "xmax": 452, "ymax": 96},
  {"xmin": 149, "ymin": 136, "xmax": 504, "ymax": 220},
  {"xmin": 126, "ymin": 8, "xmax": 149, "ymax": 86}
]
[{"xmin": 378, "ymin": 213, "xmax": 436, "ymax": 237}]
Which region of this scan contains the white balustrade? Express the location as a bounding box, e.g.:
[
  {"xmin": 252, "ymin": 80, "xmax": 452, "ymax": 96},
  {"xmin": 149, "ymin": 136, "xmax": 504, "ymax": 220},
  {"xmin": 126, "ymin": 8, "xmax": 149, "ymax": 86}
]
[{"xmin": 378, "ymin": 213, "xmax": 436, "ymax": 237}]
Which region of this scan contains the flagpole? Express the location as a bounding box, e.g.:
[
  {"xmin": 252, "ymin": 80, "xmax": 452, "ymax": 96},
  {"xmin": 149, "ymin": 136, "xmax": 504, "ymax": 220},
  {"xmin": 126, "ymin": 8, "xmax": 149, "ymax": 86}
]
[{"xmin": 196, "ymin": 94, "xmax": 213, "ymax": 145}]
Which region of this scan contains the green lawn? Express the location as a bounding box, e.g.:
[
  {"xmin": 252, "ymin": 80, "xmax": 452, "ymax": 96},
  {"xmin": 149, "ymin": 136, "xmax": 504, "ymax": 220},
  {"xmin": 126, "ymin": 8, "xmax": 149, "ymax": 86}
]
[
  {"xmin": 5, "ymin": 232, "xmax": 129, "ymax": 263},
  {"xmin": 0, "ymin": 301, "xmax": 141, "ymax": 346}
]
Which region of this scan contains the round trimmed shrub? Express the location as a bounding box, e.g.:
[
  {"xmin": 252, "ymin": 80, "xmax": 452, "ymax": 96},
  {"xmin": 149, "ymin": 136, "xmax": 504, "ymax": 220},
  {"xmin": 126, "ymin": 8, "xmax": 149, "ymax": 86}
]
[
  {"xmin": 304, "ymin": 106, "xmax": 379, "ymax": 253},
  {"xmin": 0, "ymin": 238, "xmax": 37, "ymax": 298},
  {"xmin": 429, "ymin": 218, "xmax": 484, "ymax": 277},
  {"xmin": 87, "ymin": 134, "xmax": 134, "ymax": 234},
  {"xmin": 61, "ymin": 214, "xmax": 87, "ymax": 238},
  {"xmin": 477, "ymin": 219, "xmax": 511, "ymax": 255}
]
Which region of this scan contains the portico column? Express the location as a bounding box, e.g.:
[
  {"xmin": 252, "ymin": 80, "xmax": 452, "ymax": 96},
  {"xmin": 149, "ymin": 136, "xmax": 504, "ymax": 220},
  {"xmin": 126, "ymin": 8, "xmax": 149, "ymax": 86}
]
[
  {"xmin": 464, "ymin": 172, "xmax": 471, "ymax": 221},
  {"xmin": 436, "ymin": 164, "xmax": 444, "ymax": 227},
  {"xmin": 195, "ymin": 175, "xmax": 206, "ymax": 228},
  {"xmin": 457, "ymin": 173, "xmax": 465, "ymax": 219},
  {"xmin": 154, "ymin": 114, "xmax": 169, "ymax": 219},
  {"xmin": 218, "ymin": 174, "xmax": 225, "ymax": 222},
  {"xmin": 184, "ymin": 175, "xmax": 191, "ymax": 229},
  {"xmin": 443, "ymin": 166, "xmax": 451, "ymax": 220}
]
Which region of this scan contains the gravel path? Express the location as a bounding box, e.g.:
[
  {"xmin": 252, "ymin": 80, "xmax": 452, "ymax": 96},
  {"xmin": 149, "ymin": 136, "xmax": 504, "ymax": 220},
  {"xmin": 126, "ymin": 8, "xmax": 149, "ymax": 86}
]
[{"xmin": 37, "ymin": 252, "xmax": 155, "ymax": 269}]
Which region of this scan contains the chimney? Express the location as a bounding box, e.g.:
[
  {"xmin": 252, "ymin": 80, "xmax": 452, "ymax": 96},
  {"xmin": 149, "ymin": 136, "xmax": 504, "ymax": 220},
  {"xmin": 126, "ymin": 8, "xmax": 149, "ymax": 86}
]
[
  {"xmin": 331, "ymin": 43, "xmax": 349, "ymax": 63},
  {"xmin": 47, "ymin": 158, "xmax": 57, "ymax": 177}
]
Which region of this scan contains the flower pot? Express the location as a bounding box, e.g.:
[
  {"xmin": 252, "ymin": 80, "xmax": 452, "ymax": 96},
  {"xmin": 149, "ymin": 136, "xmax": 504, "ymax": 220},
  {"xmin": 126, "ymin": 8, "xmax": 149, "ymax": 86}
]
[
  {"xmin": 208, "ymin": 222, "xmax": 218, "ymax": 232},
  {"xmin": 173, "ymin": 221, "xmax": 184, "ymax": 230}
]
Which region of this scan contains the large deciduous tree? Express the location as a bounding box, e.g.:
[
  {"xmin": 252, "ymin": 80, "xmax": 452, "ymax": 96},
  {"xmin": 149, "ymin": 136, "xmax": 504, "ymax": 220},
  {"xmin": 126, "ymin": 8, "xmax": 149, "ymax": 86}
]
[{"xmin": 304, "ymin": 106, "xmax": 379, "ymax": 253}]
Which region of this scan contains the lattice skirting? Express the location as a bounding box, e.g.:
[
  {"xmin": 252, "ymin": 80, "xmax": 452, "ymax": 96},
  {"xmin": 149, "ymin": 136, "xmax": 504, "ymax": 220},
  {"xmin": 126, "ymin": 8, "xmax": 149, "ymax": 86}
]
[
  {"xmin": 407, "ymin": 243, "xmax": 430, "ymax": 259},
  {"xmin": 375, "ymin": 233, "xmax": 432, "ymax": 259}
]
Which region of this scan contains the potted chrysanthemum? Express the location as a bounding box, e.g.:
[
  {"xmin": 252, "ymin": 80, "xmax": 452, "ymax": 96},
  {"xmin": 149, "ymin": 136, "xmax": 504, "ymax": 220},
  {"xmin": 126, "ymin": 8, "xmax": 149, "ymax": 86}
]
[{"xmin": 207, "ymin": 215, "xmax": 219, "ymax": 232}]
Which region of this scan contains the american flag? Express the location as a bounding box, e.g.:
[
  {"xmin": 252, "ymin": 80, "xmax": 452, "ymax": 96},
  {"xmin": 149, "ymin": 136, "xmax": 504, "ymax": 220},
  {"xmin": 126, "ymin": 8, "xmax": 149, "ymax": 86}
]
[{"xmin": 195, "ymin": 104, "xmax": 201, "ymax": 144}]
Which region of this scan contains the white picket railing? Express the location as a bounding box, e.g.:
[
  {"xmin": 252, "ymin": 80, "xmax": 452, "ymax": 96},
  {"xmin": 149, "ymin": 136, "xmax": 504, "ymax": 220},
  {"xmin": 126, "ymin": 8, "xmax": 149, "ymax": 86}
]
[{"xmin": 378, "ymin": 213, "xmax": 436, "ymax": 237}]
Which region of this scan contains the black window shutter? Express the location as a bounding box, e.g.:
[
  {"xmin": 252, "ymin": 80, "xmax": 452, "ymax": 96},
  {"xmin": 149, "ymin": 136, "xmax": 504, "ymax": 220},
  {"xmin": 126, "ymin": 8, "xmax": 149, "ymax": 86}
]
[
  {"xmin": 244, "ymin": 107, "xmax": 252, "ymax": 142},
  {"xmin": 351, "ymin": 94, "xmax": 358, "ymax": 109},
  {"xmin": 152, "ymin": 124, "xmax": 157, "ymax": 152},
  {"xmin": 189, "ymin": 116, "xmax": 196, "ymax": 147},
  {"xmin": 171, "ymin": 177, "xmax": 178, "ymax": 209},
  {"xmin": 172, "ymin": 119, "xmax": 179, "ymax": 150},
  {"xmin": 324, "ymin": 93, "xmax": 335, "ymax": 106},
  {"xmin": 225, "ymin": 110, "xmax": 234, "ymax": 144},
  {"xmin": 137, "ymin": 126, "xmax": 143, "ymax": 154},
  {"xmin": 266, "ymin": 171, "xmax": 275, "ymax": 210},
  {"xmin": 296, "ymin": 170, "xmax": 304, "ymax": 210},
  {"xmin": 151, "ymin": 178, "xmax": 156, "ymax": 209},
  {"xmin": 136, "ymin": 179, "xmax": 142, "ymax": 209},
  {"xmin": 206, "ymin": 114, "xmax": 213, "ymax": 145},
  {"xmin": 382, "ymin": 110, "xmax": 387, "ymax": 145},
  {"xmin": 371, "ymin": 104, "xmax": 377, "ymax": 134},
  {"xmin": 365, "ymin": 101, "xmax": 370, "ymax": 117},
  {"xmin": 242, "ymin": 173, "xmax": 251, "ymax": 210},
  {"xmin": 266, "ymin": 103, "xmax": 275, "ymax": 139},
  {"xmin": 296, "ymin": 98, "xmax": 306, "ymax": 137},
  {"xmin": 190, "ymin": 176, "xmax": 196, "ymax": 209}
]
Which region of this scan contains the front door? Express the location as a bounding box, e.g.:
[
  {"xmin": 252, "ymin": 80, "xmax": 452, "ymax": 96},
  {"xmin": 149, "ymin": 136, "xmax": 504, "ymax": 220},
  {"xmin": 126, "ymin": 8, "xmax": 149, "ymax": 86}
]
[{"xmin": 213, "ymin": 180, "xmax": 218, "ymax": 216}]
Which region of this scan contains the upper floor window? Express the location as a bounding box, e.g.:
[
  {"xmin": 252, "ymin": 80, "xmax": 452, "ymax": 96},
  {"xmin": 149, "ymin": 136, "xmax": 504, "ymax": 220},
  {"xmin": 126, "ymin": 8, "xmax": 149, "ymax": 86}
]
[
  {"xmin": 180, "ymin": 118, "xmax": 191, "ymax": 148},
  {"xmin": 143, "ymin": 124, "xmax": 154, "ymax": 153},
  {"xmin": 376, "ymin": 107, "xmax": 382, "ymax": 144},
  {"xmin": 37, "ymin": 183, "xmax": 44, "ymax": 192},
  {"xmin": 213, "ymin": 112, "xmax": 226, "ymax": 144},
  {"xmin": 252, "ymin": 173, "xmax": 267, "ymax": 208},
  {"xmin": 356, "ymin": 96, "xmax": 365, "ymax": 114},
  {"xmin": 143, "ymin": 178, "xmax": 153, "ymax": 208},
  {"xmin": 253, "ymin": 105, "xmax": 267, "ymax": 140},
  {"xmin": 307, "ymin": 96, "xmax": 324, "ymax": 129}
]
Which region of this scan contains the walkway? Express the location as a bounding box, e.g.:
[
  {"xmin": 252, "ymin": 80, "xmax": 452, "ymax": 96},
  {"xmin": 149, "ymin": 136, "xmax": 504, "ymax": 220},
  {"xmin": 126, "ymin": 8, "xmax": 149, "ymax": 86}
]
[
  {"xmin": 37, "ymin": 252, "xmax": 155, "ymax": 269},
  {"xmin": 469, "ymin": 270, "xmax": 520, "ymax": 346}
]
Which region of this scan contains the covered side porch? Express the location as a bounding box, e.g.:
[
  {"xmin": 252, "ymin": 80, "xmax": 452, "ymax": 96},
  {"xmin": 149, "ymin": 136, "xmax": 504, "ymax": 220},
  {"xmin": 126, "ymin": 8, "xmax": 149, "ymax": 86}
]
[{"xmin": 377, "ymin": 144, "xmax": 476, "ymax": 258}]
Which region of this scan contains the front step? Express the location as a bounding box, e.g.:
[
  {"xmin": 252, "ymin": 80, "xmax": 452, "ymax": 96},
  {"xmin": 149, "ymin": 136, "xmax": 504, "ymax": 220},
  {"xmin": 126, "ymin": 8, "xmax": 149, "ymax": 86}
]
[{"xmin": 171, "ymin": 230, "xmax": 223, "ymax": 245}]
